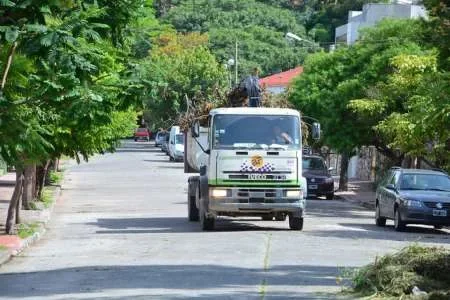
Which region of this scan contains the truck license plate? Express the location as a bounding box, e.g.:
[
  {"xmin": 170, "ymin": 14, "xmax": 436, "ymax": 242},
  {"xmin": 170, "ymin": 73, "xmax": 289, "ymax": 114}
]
[
  {"xmin": 432, "ymin": 209, "xmax": 447, "ymax": 217},
  {"xmin": 309, "ymin": 184, "xmax": 318, "ymax": 190}
]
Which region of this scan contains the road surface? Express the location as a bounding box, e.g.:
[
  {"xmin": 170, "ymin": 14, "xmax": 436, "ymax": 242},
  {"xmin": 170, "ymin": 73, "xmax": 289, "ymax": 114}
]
[{"xmin": 0, "ymin": 141, "xmax": 448, "ymax": 299}]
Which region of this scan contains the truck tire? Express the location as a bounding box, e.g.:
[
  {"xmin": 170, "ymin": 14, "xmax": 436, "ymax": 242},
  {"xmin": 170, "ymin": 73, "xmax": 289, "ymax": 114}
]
[
  {"xmin": 188, "ymin": 190, "xmax": 199, "ymax": 222},
  {"xmin": 200, "ymin": 200, "xmax": 215, "ymax": 231},
  {"xmin": 289, "ymin": 216, "xmax": 304, "ymax": 230},
  {"xmin": 200, "ymin": 211, "xmax": 215, "ymax": 231}
]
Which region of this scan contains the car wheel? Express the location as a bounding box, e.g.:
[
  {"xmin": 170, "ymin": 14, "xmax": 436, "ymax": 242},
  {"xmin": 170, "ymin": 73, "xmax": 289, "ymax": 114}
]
[
  {"xmin": 274, "ymin": 213, "xmax": 286, "ymax": 221},
  {"xmin": 289, "ymin": 215, "xmax": 303, "ymax": 230},
  {"xmin": 394, "ymin": 208, "xmax": 406, "ymax": 232},
  {"xmin": 434, "ymin": 225, "xmax": 443, "ymax": 230},
  {"xmin": 188, "ymin": 189, "xmax": 199, "ymax": 222},
  {"xmin": 261, "ymin": 215, "xmax": 273, "ymax": 221},
  {"xmin": 375, "ymin": 202, "xmax": 386, "ymax": 227},
  {"xmin": 326, "ymin": 193, "xmax": 334, "ymax": 200}
]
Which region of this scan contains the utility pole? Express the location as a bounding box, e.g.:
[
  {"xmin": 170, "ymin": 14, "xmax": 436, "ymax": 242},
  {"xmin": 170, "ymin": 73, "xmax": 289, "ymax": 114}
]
[{"xmin": 235, "ymin": 39, "xmax": 238, "ymax": 86}]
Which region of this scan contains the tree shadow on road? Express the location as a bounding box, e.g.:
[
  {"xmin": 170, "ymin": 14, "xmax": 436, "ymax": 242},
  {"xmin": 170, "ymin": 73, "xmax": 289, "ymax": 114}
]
[
  {"xmin": 86, "ymin": 217, "xmax": 292, "ymax": 234},
  {"xmin": 0, "ymin": 264, "xmax": 345, "ymax": 299}
]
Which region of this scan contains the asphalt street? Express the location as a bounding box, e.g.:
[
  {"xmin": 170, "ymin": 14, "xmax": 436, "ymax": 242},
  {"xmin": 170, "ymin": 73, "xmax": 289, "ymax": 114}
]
[{"xmin": 0, "ymin": 141, "xmax": 448, "ymax": 299}]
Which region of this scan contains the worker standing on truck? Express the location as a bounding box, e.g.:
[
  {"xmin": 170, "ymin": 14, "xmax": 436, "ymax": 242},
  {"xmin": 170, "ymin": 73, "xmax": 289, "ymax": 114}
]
[{"xmin": 244, "ymin": 67, "xmax": 262, "ymax": 107}]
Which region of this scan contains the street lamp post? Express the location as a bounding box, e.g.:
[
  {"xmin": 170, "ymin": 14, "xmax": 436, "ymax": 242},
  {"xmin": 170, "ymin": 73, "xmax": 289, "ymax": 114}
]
[{"xmin": 285, "ymin": 32, "xmax": 317, "ymax": 51}]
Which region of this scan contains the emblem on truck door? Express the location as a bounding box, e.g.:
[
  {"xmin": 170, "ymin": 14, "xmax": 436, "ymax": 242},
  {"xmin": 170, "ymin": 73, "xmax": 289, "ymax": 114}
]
[{"xmin": 251, "ymin": 155, "xmax": 264, "ymax": 168}]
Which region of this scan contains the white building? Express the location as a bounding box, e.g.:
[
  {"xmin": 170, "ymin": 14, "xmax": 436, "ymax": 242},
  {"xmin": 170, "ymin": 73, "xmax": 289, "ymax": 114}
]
[{"xmin": 335, "ymin": 1, "xmax": 427, "ymax": 46}]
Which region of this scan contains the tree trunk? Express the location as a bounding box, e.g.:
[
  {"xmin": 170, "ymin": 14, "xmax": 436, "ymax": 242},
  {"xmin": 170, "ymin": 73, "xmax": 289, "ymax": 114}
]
[
  {"xmin": 338, "ymin": 152, "xmax": 350, "ymax": 191},
  {"xmin": 5, "ymin": 168, "xmax": 24, "ymax": 234},
  {"xmin": 1, "ymin": 42, "xmax": 18, "ymax": 90},
  {"xmin": 22, "ymin": 164, "xmax": 35, "ymax": 210},
  {"xmin": 36, "ymin": 160, "xmax": 51, "ymax": 200}
]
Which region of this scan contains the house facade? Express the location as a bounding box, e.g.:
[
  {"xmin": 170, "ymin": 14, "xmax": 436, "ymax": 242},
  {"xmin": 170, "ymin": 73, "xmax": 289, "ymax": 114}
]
[{"xmin": 335, "ymin": 1, "xmax": 426, "ymax": 45}]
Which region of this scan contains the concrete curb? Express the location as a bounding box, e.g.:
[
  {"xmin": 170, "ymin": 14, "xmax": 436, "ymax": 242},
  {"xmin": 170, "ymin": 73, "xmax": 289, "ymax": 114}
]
[
  {"xmin": 335, "ymin": 194, "xmax": 375, "ymax": 210},
  {"xmin": 0, "ymin": 185, "xmax": 61, "ymax": 267}
]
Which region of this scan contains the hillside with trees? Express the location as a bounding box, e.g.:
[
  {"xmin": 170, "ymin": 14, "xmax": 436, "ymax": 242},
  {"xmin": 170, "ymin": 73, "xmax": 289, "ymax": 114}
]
[{"xmin": 156, "ymin": 0, "xmax": 386, "ymax": 78}]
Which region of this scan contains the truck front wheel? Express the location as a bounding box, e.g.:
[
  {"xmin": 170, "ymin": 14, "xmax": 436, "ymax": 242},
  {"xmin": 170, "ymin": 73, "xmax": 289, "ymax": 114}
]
[
  {"xmin": 188, "ymin": 191, "xmax": 199, "ymax": 222},
  {"xmin": 289, "ymin": 216, "xmax": 304, "ymax": 230},
  {"xmin": 200, "ymin": 211, "xmax": 215, "ymax": 231}
]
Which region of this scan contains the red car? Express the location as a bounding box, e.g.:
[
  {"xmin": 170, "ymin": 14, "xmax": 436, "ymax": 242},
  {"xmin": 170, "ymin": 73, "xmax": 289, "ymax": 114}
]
[{"xmin": 134, "ymin": 128, "xmax": 150, "ymax": 142}]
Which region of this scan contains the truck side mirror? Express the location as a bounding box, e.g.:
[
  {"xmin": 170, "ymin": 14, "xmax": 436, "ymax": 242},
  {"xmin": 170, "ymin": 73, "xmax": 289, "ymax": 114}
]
[
  {"xmin": 192, "ymin": 121, "xmax": 200, "ymax": 138},
  {"xmin": 312, "ymin": 122, "xmax": 321, "ymax": 140}
]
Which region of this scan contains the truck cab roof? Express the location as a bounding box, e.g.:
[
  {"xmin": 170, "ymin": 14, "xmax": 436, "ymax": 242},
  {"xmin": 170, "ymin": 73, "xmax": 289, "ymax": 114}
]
[{"xmin": 209, "ymin": 107, "xmax": 300, "ymax": 117}]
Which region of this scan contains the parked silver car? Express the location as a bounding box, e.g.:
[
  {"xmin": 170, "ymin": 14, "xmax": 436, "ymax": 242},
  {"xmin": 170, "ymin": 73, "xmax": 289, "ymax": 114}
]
[{"xmin": 375, "ymin": 167, "xmax": 450, "ymax": 231}]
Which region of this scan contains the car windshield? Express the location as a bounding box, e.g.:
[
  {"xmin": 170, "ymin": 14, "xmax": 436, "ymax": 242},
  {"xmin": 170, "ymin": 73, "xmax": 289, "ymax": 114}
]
[
  {"xmin": 303, "ymin": 157, "xmax": 326, "ymax": 170},
  {"xmin": 212, "ymin": 114, "xmax": 301, "ymax": 150},
  {"xmin": 399, "ymin": 173, "xmax": 450, "ymax": 191},
  {"xmin": 175, "ymin": 134, "xmax": 184, "ymax": 144}
]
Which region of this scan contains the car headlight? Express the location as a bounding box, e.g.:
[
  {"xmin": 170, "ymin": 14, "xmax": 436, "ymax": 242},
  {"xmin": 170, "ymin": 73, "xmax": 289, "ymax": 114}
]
[
  {"xmin": 211, "ymin": 189, "xmax": 229, "ymax": 198},
  {"xmin": 286, "ymin": 190, "xmax": 303, "ymax": 198},
  {"xmin": 402, "ymin": 199, "xmax": 422, "ymax": 208}
]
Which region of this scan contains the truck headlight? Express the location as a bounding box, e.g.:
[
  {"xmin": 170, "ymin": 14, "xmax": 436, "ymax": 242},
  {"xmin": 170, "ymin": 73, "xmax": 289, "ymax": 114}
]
[
  {"xmin": 211, "ymin": 189, "xmax": 229, "ymax": 198},
  {"xmin": 286, "ymin": 190, "xmax": 302, "ymax": 198}
]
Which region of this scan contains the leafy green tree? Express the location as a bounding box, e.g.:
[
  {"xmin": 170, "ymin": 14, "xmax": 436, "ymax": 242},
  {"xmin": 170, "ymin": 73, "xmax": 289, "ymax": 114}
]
[
  {"xmin": 0, "ymin": 0, "xmax": 142, "ymax": 233},
  {"xmin": 163, "ymin": 0, "xmax": 311, "ymax": 77},
  {"xmin": 289, "ymin": 19, "xmax": 427, "ymax": 189},
  {"xmin": 143, "ymin": 35, "xmax": 227, "ymax": 127}
]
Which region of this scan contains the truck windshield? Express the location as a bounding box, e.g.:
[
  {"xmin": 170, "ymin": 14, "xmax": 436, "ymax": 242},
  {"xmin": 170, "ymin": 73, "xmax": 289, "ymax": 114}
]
[{"xmin": 212, "ymin": 114, "xmax": 301, "ymax": 150}]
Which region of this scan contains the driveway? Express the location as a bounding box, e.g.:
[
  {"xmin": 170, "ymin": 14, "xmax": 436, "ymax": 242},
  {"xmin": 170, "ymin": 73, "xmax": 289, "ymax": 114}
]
[{"xmin": 0, "ymin": 141, "xmax": 448, "ymax": 299}]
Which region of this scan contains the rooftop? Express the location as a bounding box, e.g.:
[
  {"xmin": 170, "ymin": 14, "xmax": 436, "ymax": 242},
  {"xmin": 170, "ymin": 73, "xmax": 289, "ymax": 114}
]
[{"xmin": 259, "ymin": 67, "xmax": 304, "ymax": 87}]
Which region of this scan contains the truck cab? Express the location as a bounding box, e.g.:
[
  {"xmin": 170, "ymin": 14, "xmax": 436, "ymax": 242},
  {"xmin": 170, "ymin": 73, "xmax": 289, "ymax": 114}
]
[{"xmin": 186, "ymin": 107, "xmax": 310, "ymax": 231}]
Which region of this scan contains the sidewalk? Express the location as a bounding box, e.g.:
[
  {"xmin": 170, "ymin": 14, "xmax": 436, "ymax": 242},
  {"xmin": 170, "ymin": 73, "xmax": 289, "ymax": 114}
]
[
  {"xmin": 335, "ymin": 180, "xmax": 376, "ymax": 210},
  {"xmin": 0, "ymin": 172, "xmax": 61, "ymax": 266}
]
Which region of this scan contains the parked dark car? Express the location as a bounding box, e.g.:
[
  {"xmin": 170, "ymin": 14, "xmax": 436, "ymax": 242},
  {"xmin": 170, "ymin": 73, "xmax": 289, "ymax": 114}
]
[
  {"xmin": 302, "ymin": 155, "xmax": 334, "ymax": 199},
  {"xmin": 375, "ymin": 167, "xmax": 450, "ymax": 231},
  {"xmin": 155, "ymin": 131, "xmax": 166, "ymax": 147},
  {"xmin": 161, "ymin": 133, "xmax": 170, "ymax": 154}
]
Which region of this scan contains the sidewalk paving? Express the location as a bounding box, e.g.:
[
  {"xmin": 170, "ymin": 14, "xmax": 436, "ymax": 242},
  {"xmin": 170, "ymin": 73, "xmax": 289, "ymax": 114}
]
[
  {"xmin": 0, "ymin": 172, "xmax": 61, "ymax": 267},
  {"xmin": 335, "ymin": 180, "xmax": 376, "ymax": 210}
]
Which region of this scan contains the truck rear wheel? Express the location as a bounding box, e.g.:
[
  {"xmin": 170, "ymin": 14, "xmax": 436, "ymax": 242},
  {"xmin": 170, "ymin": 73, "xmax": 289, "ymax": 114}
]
[{"xmin": 289, "ymin": 216, "xmax": 303, "ymax": 230}]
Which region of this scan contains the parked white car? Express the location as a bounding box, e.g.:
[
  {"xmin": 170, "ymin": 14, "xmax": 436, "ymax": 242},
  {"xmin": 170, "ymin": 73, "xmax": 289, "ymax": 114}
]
[{"xmin": 169, "ymin": 126, "xmax": 183, "ymax": 161}]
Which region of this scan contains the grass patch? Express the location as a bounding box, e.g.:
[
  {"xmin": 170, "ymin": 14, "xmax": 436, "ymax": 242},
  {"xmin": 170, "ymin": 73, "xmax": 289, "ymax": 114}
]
[
  {"xmin": 0, "ymin": 245, "xmax": 7, "ymax": 251},
  {"xmin": 39, "ymin": 188, "xmax": 54, "ymax": 208},
  {"xmin": 49, "ymin": 171, "xmax": 64, "ymax": 185},
  {"xmin": 17, "ymin": 222, "xmax": 41, "ymax": 239},
  {"xmin": 344, "ymin": 245, "xmax": 450, "ymax": 299}
]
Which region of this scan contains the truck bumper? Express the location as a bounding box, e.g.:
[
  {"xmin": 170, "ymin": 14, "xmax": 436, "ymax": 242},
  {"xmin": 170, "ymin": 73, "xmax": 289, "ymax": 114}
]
[{"xmin": 207, "ymin": 187, "xmax": 305, "ymax": 217}]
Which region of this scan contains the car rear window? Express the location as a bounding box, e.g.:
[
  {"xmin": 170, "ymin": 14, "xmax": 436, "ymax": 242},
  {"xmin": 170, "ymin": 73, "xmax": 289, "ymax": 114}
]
[{"xmin": 137, "ymin": 128, "xmax": 148, "ymax": 133}]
